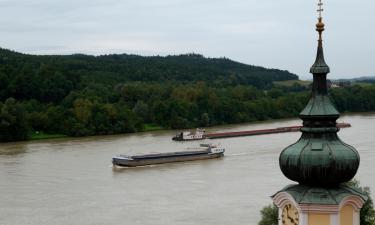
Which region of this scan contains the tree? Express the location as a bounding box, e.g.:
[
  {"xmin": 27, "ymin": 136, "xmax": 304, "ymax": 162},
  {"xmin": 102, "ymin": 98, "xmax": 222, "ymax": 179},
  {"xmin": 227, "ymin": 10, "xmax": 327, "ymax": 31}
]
[
  {"xmin": 27, "ymin": 111, "xmax": 48, "ymax": 132},
  {"xmin": 44, "ymin": 105, "xmax": 67, "ymax": 133},
  {"xmin": 258, "ymin": 204, "xmax": 278, "ymax": 225},
  {"xmin": 0, "ymin": 72, "xmax": 9, "ymax": 101},
  {"xmin": 170, "ymin": 115, "xmax": 190, "ymax": 129},
  {"xmin": 132, "ymin": 100, "xmax": 150, "ymax": 123},
  {"xmin": 0, "ymin": 98, "xmax": 29, "ymax": 142},
  {"xmin": 73, "ymin": 98, "xmax": 93, "ymax": 124},
  {"xmin": 200, "ymin": 113, "xmax": 210, "ymax": 127},
  {"xmin": 349, "ymin": 180, "xmax": 375, "ymax": 225}
]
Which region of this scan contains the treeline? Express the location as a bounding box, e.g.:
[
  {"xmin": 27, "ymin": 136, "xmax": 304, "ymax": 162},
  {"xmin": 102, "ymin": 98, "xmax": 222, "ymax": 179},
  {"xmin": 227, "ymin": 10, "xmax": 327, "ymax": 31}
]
[
  {"xmin": 331, "ymin": 85, "xmax": 375, "ymax": 112},
  {"xmin": 2, "ymin": 82, "xmax": 375, "ymax": 142},
  {"xmin": 1, "ymin": 82, "xmax": 307, "ymax": 142}
]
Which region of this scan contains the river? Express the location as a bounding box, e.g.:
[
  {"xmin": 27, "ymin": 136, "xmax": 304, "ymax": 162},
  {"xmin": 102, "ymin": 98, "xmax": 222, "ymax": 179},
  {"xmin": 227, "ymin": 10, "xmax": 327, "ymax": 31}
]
[{"xmin": 0, "ymin": 113, "xmax": 374, "ymax": 225}]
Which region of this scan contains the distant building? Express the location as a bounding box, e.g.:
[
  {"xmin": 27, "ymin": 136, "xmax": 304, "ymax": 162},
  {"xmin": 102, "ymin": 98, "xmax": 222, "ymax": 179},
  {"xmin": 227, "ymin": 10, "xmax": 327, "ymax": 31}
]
[{"xmin": 328, "ymin": 80, "xmax": 352, "ymax": 89}]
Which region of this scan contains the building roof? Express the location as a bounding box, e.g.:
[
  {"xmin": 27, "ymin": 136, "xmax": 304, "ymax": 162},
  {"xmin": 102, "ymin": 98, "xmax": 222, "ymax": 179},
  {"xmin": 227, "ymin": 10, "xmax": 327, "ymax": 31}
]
[
  {"xmin": 300, "ymin": 95, "xmax": 339, "ymax": 117},
  {"xmin": 274, "ymin": 184, "xmax": 368, "ymax": 205},
  {"xmin": 310, "ymin": 38, "xmax": 330, "ymax": 74}
]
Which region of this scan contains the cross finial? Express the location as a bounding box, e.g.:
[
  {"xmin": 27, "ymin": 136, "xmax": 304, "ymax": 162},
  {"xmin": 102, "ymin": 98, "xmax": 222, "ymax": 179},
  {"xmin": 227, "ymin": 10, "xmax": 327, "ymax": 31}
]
[
  {"xmin": 316, "ymin": 0, "xmax": 325, "ymax": 40},
  {"xmin": 317, "ymin": 0, "xmax": 324, "ymax": 19}
]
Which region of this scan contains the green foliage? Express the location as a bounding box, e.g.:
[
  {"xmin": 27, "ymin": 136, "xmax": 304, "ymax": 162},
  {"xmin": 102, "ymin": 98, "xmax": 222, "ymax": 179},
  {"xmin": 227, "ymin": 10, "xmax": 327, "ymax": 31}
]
[
  {"xmin": 331, "ymin": 85, "xmax": 375, "ymax": 112},
  {"xmin": 0, "ymin": 49, "xmax": 298, "ymax": 104},
  {"xmin": 258, "ymin": 204, "xmax": 278, "ymax": 225},
  {"xmin": 1, "ymin": 48, "xmax": 375, "ymax": 141},
  {"xmin": 361, "ymin": 189, "xmax": 375, "ymax": 225},
  {"xmin": 31, "ymin": 132, "xmax": 67, "ymax": 140},
  {"xmin": 200, "ymin": 113, "xmax": 210, "ymax": 127},
  {"xmin": 133, "ymin": 101, "xmax": 150, "ymax": 123},
  {"xmin": 143, "ymin": 124, "xmax": 163, "ymax": 132},
  {"xmin": 0, "ymin": 98, "xmax": 29, "ymax": 142},
  {"xmin": 347, "ymin": 180, "xmax": 375, "ymax": 225}
]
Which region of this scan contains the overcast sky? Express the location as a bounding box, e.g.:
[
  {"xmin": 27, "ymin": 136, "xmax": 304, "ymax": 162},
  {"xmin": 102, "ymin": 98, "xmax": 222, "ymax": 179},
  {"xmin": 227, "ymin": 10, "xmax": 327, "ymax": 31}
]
[{"xmin": 0, "ymin": 0, "xmax": 374, "ymax": 79}]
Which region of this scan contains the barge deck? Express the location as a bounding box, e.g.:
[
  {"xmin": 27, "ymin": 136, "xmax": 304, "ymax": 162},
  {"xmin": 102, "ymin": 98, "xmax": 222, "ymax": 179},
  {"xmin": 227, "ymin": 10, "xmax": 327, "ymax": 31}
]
[
  {"xmin": 204, "ymin": 123, "xmax": 351, "ymax": 139},
  {"xmin": 112, "ymin": 144, "xmax": 225, "ymax": 167}
]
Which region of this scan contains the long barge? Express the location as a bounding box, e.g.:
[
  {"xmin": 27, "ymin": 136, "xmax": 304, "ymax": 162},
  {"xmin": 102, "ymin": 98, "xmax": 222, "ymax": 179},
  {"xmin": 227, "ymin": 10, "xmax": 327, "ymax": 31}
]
[
  {"xmin": 205, "ymin": 123, "xmax": 351, "ymax": 139},
  {"xmin": 172, "ymin": 123, "xmax": 351, "ymax": 141},
  {"xmin": 112, "ymin": 144, "xmax": 225, "ymax": 167}
]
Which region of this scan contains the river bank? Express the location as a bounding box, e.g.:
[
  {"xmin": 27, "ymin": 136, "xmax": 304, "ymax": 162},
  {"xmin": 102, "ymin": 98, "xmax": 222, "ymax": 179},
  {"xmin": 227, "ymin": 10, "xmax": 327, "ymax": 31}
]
[
  {"xmin": 27, "ymin": 124, "xmax": 164, "ymax": 142},
  {"xmin": 21, "ymin": 112, "xmax": 374, "ymax": 143},
  {"xmin": 26, "ymin": 119, "xmax": 295, "ymax": 143}
]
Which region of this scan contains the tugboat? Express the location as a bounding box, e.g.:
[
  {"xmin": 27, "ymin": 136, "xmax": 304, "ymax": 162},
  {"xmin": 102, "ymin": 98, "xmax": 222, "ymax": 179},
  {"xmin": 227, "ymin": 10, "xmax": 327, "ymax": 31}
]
[
  {"xmin": 172, "ymin": 128, "xmax": 205, "ymax": 141},
  {"xmin": 112, "ymin": 144, "xmax": 225, "ymax": 167}
]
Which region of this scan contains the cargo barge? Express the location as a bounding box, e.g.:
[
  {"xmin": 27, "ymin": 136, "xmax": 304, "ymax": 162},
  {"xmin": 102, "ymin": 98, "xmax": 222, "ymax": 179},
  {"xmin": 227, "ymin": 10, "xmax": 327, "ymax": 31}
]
[
  {"xmin": 205, "ymin": 122, "xmax": 351, "ymax": 139},
  {"xmin": 173, "ymin": 123, "xmax": 351, "ymax": 141},
  {"xmin": 112, "ymin": 144, "xmax": 225, "ymax": 167}
]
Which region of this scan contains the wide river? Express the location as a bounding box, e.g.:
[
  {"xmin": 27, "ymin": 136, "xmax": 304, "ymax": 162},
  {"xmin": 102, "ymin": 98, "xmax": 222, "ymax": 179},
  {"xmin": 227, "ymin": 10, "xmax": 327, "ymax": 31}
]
[{"xmin": 0, "ymin": 113, "xmax": 374, "ymax": 225}]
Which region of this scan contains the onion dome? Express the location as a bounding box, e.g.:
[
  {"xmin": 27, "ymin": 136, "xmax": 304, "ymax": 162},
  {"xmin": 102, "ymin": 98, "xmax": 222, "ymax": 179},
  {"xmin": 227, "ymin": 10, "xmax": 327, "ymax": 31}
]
[{"xmin": 279, "ymin": 16, "xmax": 360, "ymax": 187}]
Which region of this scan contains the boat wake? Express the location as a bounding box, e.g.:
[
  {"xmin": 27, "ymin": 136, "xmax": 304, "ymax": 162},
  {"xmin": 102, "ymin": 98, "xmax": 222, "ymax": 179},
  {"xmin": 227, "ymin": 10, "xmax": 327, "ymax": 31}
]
[{"xmin": 225, "ymin": 152, "xmax": 254, "ymax": 157}]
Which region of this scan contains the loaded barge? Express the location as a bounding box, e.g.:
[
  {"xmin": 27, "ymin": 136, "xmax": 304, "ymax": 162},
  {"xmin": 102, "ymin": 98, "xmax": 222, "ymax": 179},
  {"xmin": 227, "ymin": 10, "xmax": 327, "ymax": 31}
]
[
  {"xmin": 206, "ymin": 122, "xmax": 351, "ymax": 139},
  {"xmin": 173, "ymin": 123, "xmax": 351, "ymax": 141},
  {"xmin": 112, "ymin": 144, "xmax": 225, "ymax": 167}
]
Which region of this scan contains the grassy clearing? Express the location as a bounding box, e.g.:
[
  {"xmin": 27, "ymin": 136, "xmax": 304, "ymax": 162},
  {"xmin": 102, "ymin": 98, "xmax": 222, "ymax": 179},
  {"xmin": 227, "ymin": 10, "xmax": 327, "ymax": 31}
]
[
  {"xmin": 273, "ymin": 80, "xmax": 312, "ymax": 87},
  {"xmin": 353, "ymin": 82, "xmax": 374, "ymax": 87},
  {"xmin": 29, "ymin": 125, "xmax": 163, "ymax": 142},
  {"xmin": 143, "ymin": 124, "xmax": 164, "ymax": 132},
  {"xmin": 31, "ymin": 132, "xmax": 68, "ymax": 141}
]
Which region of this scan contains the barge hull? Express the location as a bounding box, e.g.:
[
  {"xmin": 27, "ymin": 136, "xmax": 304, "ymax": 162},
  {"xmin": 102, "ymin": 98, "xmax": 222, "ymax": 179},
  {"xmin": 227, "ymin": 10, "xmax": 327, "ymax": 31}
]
[
  {"xmin": 204, "ymin": 123, "xmax": 351, "ymax": 139},
  {"xmin": 113, "ymin": 153, "xmax": 223, "ymax": 167},
  {"xmin": 206, "ymin": 128, "xmax": 295, "ymax": 139}
]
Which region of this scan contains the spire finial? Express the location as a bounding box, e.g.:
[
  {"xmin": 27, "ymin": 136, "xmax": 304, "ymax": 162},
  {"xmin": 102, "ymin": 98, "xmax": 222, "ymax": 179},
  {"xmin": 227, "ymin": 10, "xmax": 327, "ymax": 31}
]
[
  {"xmin": 316, "ymin": 0, "xmax": 325, "ymax": 40},
  {"xmin": 310, "ymin": 0, "xmax": 330, "ymax": 75},
  {"xmin": 317, "ymin": 0, "xmax": 324, "ymax": 19}
]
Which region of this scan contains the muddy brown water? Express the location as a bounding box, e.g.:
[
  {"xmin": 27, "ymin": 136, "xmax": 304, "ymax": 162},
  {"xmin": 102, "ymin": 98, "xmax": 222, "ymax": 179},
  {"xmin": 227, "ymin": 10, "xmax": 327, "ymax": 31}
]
[{"xmin": 0, "ymin": 113, "xmax": 374, "ymax": 225}]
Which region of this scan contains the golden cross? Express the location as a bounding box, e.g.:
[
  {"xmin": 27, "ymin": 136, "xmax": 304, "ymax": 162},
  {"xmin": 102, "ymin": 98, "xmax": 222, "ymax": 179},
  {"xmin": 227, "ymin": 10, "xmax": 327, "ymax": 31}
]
[{"xmin": 317, "ymin": 0, "xmax": 324, "ymax": 18}]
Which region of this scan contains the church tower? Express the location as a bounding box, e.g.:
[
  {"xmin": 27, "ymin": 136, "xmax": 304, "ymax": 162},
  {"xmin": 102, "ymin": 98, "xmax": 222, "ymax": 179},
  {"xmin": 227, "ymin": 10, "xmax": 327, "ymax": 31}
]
[{"xmin": 272, "ymin": 1, "xmax": 367, "ymax": 225}]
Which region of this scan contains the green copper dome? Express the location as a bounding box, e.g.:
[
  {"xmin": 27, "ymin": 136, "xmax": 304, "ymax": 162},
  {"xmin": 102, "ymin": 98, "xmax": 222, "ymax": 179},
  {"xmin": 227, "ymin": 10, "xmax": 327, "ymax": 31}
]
[
  {"xmin": 280, "ymin": 130, "xmax": 360, "ymax": 186},
  {"xmin": 279, "ymin": 17, "xmax": 360, "ymax": 187}
]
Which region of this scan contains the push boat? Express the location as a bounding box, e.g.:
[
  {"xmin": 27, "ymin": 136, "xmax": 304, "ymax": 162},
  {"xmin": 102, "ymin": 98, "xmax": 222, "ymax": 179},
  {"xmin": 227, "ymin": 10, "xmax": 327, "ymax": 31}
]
[
  {"xmin": 172, "ymin": 128, "xmax": 205, "ymax": 141},
  {"xmin": 112, "ymin": 144, "xmax": 225, "ymax": 167}
]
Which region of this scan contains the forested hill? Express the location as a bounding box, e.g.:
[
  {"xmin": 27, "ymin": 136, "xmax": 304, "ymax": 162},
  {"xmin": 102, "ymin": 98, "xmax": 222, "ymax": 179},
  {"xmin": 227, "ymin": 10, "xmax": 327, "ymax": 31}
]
[
  {"xmin": 0, "ymin": 47, "xmax": 304, "ymax": 142},
  {"xmin": 0, "ymin": 48, "xmax": 297, "ymax": 97}
]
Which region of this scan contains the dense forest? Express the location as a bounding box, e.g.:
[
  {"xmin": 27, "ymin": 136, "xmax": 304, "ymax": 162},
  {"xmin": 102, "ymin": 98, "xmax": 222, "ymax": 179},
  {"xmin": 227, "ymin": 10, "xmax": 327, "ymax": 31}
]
[{"xmin": 1, "ymin": 48, "xmax": 375, "ymax": 142}]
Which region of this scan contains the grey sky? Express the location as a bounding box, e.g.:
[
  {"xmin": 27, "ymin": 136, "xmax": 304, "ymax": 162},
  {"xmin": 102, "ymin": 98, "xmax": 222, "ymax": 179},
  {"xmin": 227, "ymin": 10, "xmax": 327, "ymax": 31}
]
[{"xmin": 0, "ymin": 0, "xmax": 374, "ymax": 79}]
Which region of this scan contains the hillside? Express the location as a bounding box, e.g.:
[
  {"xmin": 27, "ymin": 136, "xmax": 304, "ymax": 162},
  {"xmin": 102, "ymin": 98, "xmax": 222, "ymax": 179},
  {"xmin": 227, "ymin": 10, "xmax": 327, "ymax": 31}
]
[
  {"xmin": 0, "ymin": 48, "xmax": 307, "ymax": 142},
  {"xmin": 334, "ymin": 76, "xmax": 375, "ymax": 85},
  {"xmin": 0, "ymin": 48, "xmax": 298, "ymax": 102},
  {"xmin": 336, "ymin": 76, "xmax": 375, "ymax": 81}
]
